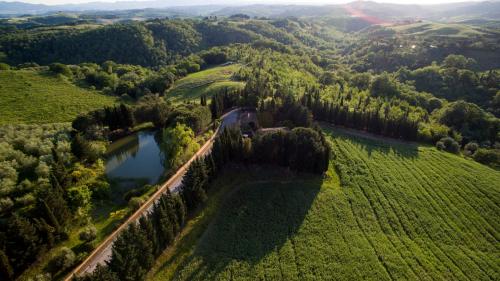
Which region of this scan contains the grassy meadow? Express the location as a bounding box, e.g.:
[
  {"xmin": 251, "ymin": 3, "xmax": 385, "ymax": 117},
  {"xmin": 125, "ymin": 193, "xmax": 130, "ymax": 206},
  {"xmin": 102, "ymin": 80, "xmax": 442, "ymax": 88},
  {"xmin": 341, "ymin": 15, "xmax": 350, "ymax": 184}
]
[
  {"xmin": 0, "ymin": 69, "xmax": 117, "ymax": 125},
  {"xmin": 148, "ymin": 126, "xmax": 500, "ymax": 281},
  {"xmin": 391, "ymin": 22, "xmax": 488, "ymax": 37},
  {"xmin": 166, "ymin": 64, "xmax": 245, "ymax": 102}
]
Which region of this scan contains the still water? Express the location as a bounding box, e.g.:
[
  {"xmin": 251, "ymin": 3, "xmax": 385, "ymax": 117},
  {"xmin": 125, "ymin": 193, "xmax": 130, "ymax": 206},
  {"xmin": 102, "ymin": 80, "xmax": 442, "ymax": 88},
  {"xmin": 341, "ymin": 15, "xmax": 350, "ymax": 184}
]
[{"xmin": 105, "ymin": 131, "xmax": 165, "ymax": 185}]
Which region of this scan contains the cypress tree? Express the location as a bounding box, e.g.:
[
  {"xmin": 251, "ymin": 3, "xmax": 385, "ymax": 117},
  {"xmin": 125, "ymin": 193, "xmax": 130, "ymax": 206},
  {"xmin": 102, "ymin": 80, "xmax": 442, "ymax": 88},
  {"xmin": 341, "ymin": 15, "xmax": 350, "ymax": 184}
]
[
  {"xmin": 5, "ymin": 215, "xmax": 42, "ymax": 271},
  {"xmin": 0, "ymin": 249, "xmax": 14, "ymax": 281},
  {"xmin": 108, "ymin": 224, "xmax": 153, "ymax": 281},
  {"xmin": 119, "ymin": 104, "xmax": 135, "ymax": 128},
  {"xmin": 138, "ymin": 216, "xmax": 158, "ymax": 256},
  {"xmin": 71, "ymin": 134, "xmax": 97, "ymax": 163}
]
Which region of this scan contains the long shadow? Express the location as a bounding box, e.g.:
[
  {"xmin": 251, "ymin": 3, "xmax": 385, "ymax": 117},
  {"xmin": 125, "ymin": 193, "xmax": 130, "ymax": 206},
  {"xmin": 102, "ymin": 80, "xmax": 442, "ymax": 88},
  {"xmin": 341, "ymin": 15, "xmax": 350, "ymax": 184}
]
[
  {"xmin": 177, "ymin": 174, "xmax": 323, "ymax": 280},
  {"xmin": 324, "ymin": 126, "xmax": 420, "ymax": 159}
]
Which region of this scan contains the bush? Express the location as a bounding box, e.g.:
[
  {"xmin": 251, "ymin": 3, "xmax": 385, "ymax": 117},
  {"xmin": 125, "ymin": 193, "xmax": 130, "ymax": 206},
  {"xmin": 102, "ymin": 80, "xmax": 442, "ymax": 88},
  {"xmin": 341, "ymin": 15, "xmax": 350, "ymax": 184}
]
[
  {"xmin": 49, "ymin": 63, "xmax": 72, "ymax": 77},
  {"xmin": 0, "ymin": 63, "xmax": 10, "ymax": 70},
  {"xmin": 473, "ymin": 149, "xmax": 500, "ymax": 168},
  {"xmin": 464, "ymin": 142, "xmax": 479, "ymax": 156},
  {"xmin": 0, "ymin": 197, "xmax": 14, "ymax": 213},
  {"xmin": 123, "ymin": 185, "xmax": 152, "ymax": 201},
  {"xmin": 79, "ymin": 241, "xmax": 97, "ymax": 254},
  {"xmin": 79, "ymin": 225, "xmax": 97, "ymax": 242},
  {"xmin": 128, "ymin": 197, "xmax": 144, "ymax": 211},
  {"xmin": 91, "ymin": 180, "xmax": 111, "ymax": 199},
  {"xmin": 48, "ymin": 247, "xmax": 76, "ymax": 273},
  {"xmin": 436, "ymin": 137, "xmax": 460, "ymax": 154}
]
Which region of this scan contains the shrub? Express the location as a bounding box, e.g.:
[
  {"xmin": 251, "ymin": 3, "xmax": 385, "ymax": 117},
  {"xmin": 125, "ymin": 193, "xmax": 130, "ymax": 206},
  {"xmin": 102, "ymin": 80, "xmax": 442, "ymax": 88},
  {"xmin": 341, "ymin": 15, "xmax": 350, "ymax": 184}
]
[
  {"xmin": 436, "ymin": 137, "xmax": 460, "ymax": 154},
  {"xmin": 79, "ymin": 225, "xmax": 97, "ymax": 242},
  {"xmin": 464, "ymin": 142, "xmax": 479, "ymax": 156},
  {"xmin": 473, "ymin": 149, "xmax": 500, "ymax": 168},
  {"xmin": 48, "ymin": 247, "xmax": 76, "ymax": 273},
  {"xmin": 91, "ymin": 180, "xmax": 111, "ymax": 199},
  {"xmin": 128, "ymin": 197, "xmax": 144, "ymax": 211},
  {"xmin": 0, "ymin": 63, "xmax": 10, "ymax": 70},
  {"xmin": 0, "ymin": 197, "xmax": 14, "ymax": 213},
  {"xmin": 49, "ymin": 63, "xmax": 72, "ymax": 77}
]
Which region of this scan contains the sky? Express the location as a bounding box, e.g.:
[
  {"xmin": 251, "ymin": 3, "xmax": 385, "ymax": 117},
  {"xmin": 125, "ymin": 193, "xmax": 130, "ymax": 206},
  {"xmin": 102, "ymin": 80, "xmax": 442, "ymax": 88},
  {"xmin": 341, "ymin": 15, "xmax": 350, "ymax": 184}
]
[{"xmin": 4, "ymin": 0, "xmax": 484, "ymax": 5}]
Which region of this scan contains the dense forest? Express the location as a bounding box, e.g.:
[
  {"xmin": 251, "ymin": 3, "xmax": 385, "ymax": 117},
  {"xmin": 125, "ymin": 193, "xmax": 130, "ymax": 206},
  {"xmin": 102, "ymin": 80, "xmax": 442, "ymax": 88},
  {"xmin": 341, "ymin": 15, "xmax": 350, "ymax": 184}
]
[{"xmin": 0, "ymin": 3, "xmax": 499, "ymax": 280}]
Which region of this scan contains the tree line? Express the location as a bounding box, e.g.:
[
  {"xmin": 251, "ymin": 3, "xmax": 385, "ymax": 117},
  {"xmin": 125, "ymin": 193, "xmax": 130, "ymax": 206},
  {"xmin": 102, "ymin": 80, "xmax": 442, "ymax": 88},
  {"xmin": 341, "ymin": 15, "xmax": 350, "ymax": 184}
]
[
  {"xmin": 301, "ymin": 92, "xmax": 419, "ymax": 141},
  {"xmin": 76, "ymin": 190, "xmax": 186, "ymax": 281},
  {"xmin": 76, "ymin": 123, "xmax": 330, "ymax": 280}
]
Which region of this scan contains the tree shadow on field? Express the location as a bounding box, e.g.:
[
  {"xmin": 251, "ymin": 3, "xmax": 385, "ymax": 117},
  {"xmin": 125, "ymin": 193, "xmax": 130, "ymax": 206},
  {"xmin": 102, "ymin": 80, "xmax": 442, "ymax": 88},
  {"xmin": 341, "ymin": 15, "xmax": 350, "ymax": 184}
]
[
  {"xmin": 179, "ymin": 175, "xmax": 323, "ymax": 280},
  {"xmin": 326, "ymin": 126, "xmax": 420, "ymax": 159}
]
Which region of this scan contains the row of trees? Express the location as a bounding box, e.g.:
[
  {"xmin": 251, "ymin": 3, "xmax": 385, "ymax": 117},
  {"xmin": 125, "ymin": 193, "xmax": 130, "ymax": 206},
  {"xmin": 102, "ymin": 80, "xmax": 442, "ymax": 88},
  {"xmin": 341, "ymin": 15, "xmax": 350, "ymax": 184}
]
[
  {"xmin": 73, "ymin": 98, "xmax": 211, "ymax": 140},
  {"xmin": 302, "ymin": 93, "xmax": 420, "ymax": 141},
  {"xmin": 78, "ymin": 124, "xmax": 331, "ymax": 280},
  {"xmin": 76, "ymin": 190, "xmax": 186, "ymax": 281}
]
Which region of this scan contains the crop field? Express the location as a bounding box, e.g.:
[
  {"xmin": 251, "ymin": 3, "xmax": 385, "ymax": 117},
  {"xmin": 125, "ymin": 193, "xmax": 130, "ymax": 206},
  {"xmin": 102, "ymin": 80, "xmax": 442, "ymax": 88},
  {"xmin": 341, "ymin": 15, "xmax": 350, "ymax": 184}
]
[
  {"xmin": 0, "ymin": 69, "xmax": 117, "ymax": 125},
  {"xmin": 167, "ymin": 64, "xmax": 245, "ymax": 102},
  {"xmin": 149, "ymin": 126, "xmax": 500, "ymax": 281}
]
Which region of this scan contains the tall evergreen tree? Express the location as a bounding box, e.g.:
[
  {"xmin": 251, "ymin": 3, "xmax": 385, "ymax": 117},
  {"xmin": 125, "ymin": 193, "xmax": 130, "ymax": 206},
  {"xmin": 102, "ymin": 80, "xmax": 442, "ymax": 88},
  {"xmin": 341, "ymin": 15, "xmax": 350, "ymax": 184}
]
[
  {"xmin": 0, "ymin": 249, "xmax": 14, "ymax": 281},
  {"xmin": 5, "ymin": 215, "xmax": 42, "ymax": 272}
]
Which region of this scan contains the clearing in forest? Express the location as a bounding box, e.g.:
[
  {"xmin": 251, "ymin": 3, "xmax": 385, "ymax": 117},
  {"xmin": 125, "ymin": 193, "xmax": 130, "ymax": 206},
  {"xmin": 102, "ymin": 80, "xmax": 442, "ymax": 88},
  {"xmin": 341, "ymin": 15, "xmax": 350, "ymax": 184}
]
[
  {"xmin": 166, "ymin": 64, "xmax": 245, "ymax": 103},
  {"xmin": 148, "ymin": 126, "xmax": 500, "ymax": 281}
]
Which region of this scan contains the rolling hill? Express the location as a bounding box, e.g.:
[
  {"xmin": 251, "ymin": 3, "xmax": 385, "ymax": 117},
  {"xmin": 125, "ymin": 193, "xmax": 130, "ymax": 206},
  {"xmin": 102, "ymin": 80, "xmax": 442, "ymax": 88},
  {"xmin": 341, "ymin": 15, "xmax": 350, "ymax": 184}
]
[
  {"xmin": 166, "ymin": 64, "xmax": 245, "ymax": 103},
  {"xmin": 148, "ymin": 126, "xmax": 500, "ymax": 281},
  {"xmin": 0, "ymin": 69, "xmax": 117, "ymax": 125}
]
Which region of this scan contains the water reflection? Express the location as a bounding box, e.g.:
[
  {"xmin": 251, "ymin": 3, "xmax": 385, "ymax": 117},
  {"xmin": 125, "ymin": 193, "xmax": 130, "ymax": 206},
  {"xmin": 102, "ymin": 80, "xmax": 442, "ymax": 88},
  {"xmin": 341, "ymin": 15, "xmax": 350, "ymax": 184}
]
[{"xmin": 105, "ymin": 131, "xmax": 165, "ymax": 185}]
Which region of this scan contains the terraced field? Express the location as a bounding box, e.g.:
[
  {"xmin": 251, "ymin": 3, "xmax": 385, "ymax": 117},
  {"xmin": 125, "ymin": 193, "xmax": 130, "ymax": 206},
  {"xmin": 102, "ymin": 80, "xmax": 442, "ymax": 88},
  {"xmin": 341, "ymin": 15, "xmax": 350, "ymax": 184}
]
[
  {"xmin": 166, "ymin": 64, "xmax": 245, "ymax": 102},
  {"xmin": 0, "ymin": 69, "xmax": 117, "ymax": 124},
  {"xmin": 148, "ymin": 126, "xmax": 500, "ymax": 281}
]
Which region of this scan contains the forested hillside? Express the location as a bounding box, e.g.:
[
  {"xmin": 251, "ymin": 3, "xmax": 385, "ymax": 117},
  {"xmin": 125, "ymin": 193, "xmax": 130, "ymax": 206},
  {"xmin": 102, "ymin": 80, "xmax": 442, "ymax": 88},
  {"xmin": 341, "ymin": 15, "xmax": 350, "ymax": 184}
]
[{"xmin": 0, "ymin": 3, "xmax": 499, "ymax": 281}]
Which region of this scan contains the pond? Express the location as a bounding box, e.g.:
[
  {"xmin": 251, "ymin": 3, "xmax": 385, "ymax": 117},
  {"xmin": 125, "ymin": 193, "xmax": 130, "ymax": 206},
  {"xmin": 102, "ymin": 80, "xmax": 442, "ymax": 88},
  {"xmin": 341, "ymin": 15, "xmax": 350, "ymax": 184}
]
[{"xmin": 105, "ymin": 131, "xmax": 165, "ymax": 186}]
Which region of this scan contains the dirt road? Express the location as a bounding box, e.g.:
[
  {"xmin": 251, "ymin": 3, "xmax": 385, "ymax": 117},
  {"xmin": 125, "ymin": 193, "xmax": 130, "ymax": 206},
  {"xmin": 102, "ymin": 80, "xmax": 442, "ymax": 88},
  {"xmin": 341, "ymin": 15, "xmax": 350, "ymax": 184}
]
[{"xmin": 65, "ymin": 108, "xmax": 241, "ymax": 280}]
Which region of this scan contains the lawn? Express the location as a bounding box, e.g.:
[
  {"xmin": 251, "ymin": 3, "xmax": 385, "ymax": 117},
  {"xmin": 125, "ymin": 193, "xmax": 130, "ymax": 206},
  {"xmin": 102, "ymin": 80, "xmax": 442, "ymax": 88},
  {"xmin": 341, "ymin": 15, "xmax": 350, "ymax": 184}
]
[
  {"xmin": 0, "ymin": 69, "xmax": 117, "ymax": 125},
  {"xmin": 166, "ymin": 64, "xmax": 245, "ymax": 102},
  {"xmin": 148, "ymin": 126, "xmax": 500, "ymax": 281}
]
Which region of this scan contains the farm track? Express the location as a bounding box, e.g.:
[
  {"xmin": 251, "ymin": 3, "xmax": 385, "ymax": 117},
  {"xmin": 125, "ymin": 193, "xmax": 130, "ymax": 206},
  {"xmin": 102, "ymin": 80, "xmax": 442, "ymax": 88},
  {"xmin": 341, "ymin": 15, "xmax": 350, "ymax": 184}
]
[{"xmin": 166, "ymin": 126, "xmax": 500, "ymax": 281}]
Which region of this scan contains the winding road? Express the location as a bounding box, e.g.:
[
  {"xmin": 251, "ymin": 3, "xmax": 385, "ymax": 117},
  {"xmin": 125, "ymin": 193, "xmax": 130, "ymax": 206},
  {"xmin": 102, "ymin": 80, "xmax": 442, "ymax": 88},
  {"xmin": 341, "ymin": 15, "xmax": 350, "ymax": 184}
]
[{"xmin": 65, "ymin": 108, "xmax": 241, "ymax": 280}]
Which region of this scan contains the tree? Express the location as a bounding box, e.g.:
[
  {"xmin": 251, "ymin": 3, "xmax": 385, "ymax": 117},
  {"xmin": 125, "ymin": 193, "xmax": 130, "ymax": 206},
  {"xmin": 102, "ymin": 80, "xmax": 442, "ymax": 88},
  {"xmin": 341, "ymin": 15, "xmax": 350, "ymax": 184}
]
[
  {"xmin": 48, "ymin": 247, "xmax": 75, "ymax": 274},
  {"xmin": 0, "ymin": 249, "xmax": 14, "ymax": 281},
  {"xmin": 119, "ymin": 104, "xmax": 135, "ymax": 129},
  {"xmin": 5, "ymin": 215, "xmax": 42, "ymax": 272},
  {"xmin": 108, "ymin": 224, "xmax": 154, "ymax": 281},
  {"xmin": 49, "ymin": 63, "xmax": 72, "ymax": 77},
  {"xmin": 442, "ymin": 54, "xmax": 476, "ymax": 70},
  {"xmin": 436, "ymin": 137, "xmax": 460, "ymax": 154},
  {"xmin": 181, "ymin": 159, "xmax": 208, "ymax": 210},
  {"xmin": 79, "ymin": 225, "xmax": 97, "ymax": 242},
  {"xmin": 370, "ymin": 72, "xmax": 399, "ymax": 97},
  {"xmin": 71, "ymin": 134, "xmax": 98, "ymax": 163},
  {"xmin": 36, "ymin": 180, "xmax": 71, "ymax": 232},
  {"xmin": 161, "ymin": 123, "xmax": 199, "ymax": 170}
]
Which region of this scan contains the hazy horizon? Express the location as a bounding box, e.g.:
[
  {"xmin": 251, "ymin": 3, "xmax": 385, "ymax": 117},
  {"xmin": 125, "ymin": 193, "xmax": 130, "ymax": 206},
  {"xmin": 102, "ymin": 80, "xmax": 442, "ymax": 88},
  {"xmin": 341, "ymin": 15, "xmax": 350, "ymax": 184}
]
[{"xmin": 0, "ymin": 0, "xmax": 487, "ymax": 6}]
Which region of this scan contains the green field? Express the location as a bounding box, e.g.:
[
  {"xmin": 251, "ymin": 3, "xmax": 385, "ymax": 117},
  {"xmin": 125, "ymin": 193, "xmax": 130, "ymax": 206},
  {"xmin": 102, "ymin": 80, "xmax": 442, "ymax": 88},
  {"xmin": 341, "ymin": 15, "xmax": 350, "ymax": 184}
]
[
  {"xmin": 0, "ymin": 69, "xmax": 117, "ymax": 125},
  {"xmin": 148, "ymin": 127, "xmax": 500, "ymax": 281},
  {"xmin": 391, "ymin": 22, "xmax": 487, "ymax": 38},
  {"xmin": 167, "ymin": 64, "xmax": 245, "ymax": 102}
]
